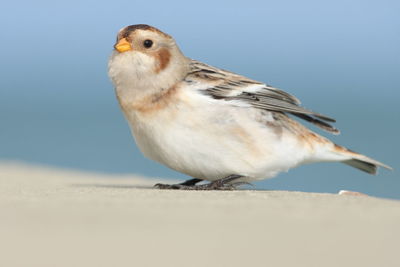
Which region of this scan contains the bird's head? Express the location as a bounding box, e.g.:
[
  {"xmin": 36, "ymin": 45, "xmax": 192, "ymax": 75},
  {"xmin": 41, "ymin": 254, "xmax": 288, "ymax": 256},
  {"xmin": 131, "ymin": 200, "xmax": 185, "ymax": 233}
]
[{"xmin": 108, "ymin": 24, "xmax": 189, "ymax": 95}]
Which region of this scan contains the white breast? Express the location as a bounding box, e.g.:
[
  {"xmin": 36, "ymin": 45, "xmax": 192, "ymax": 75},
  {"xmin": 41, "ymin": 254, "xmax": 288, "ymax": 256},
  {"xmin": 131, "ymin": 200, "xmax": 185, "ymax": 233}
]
[{"xmin": 122, "ymin": 89, "xmax": 310, "ymax": 181}]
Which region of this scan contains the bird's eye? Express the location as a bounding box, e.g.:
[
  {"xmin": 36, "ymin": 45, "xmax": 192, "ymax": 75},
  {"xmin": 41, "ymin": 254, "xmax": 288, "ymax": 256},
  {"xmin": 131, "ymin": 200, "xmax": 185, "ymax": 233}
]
[{"xmin": 143, "ymin": 39, "xmax": 153, "ymax": 48}]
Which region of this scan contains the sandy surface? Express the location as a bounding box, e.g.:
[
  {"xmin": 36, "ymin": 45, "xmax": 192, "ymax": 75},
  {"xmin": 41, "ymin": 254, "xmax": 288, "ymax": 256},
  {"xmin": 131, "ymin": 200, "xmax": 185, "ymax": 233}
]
[{"xmin": 1, "ymin": 162, "xmax": 399, "ymax": 267}]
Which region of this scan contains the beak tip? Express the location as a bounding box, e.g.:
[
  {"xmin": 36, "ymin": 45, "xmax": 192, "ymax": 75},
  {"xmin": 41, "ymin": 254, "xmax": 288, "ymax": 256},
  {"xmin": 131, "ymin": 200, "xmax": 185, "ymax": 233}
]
[{"xmin": 114, "ymin": 38, "xmax": 132, "ymax": 53}]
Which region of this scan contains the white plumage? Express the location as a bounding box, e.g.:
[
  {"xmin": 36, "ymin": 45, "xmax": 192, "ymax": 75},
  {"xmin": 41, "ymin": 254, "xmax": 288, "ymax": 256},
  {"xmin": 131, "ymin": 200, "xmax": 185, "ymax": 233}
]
[{"xmin": 108, "ymin": 24, "xmax": 391, "ymax": 189}]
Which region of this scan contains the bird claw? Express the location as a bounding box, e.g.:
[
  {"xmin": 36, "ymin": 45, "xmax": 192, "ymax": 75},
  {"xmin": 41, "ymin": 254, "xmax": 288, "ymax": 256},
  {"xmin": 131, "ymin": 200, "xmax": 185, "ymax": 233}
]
[{"xmin": 154, "ymin": 174, "xmax": 245, "ymax": 191}]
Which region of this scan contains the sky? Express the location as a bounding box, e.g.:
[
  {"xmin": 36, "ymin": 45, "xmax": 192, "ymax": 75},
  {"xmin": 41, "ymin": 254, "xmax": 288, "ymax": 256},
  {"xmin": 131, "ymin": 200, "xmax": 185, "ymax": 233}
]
[{"xmin": 0, "ymin": 0, "xmax": 399, "ymax": 198}]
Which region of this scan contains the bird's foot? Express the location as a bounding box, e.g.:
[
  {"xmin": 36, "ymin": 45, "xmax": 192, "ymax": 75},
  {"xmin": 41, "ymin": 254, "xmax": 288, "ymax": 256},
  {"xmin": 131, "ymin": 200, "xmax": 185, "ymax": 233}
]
[
  {"xmin": 154, "ymin": 175, "xmax": 247, "ymax": 190},
  {"xmin": 177, "ymin": 178, "xmax": 203, "ymax": 186}
]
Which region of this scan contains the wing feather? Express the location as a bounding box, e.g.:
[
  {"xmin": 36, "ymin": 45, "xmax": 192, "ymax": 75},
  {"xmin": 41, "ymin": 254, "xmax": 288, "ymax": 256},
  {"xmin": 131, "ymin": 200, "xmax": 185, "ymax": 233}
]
[{"xmin": 185, "ymin": 60, "xmax": 339, "ymax": 134}]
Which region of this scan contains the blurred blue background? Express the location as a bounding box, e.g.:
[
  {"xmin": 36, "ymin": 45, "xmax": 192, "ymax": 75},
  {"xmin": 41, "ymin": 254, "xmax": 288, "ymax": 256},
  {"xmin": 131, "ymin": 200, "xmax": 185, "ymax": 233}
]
[{"xmin": 0, "ymin": 0, "xmax": 399, "ymax": 199}]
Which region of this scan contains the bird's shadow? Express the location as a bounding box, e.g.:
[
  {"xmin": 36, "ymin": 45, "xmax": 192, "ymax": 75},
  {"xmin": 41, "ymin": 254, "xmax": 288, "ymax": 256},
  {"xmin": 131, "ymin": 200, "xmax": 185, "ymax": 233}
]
[
  {"xmin": 69, "ymin": 182, "xmax": 258, "ymax": 191},
  {"xmin": 70, "ymin": 183, "xmax": 155, "ymax": 190}
]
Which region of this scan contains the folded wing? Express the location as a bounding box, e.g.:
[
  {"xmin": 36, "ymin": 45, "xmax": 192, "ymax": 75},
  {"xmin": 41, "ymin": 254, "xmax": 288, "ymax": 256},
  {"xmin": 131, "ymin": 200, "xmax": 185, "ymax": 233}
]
[{"xmin": 186, "ymin": 60, "xmax": 339, "ymax": 134}]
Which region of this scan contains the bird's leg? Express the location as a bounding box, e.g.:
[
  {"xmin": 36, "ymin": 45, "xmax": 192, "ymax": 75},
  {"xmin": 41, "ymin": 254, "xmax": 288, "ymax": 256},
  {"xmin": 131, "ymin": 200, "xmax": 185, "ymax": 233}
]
[
  {"xmin": 154, "ymin": 178, "xmax": 203, "ymax": 189},
  {"xmin": 154, "ymin": 178, "xmax": 202, "ymax": 190},
  {"xmin": 178, "ymin": 178, "xmax": 203, "ymax": 186},
  {"xmin": 154, "ymin": 175, "xmax": 246, "ymax": 190}
]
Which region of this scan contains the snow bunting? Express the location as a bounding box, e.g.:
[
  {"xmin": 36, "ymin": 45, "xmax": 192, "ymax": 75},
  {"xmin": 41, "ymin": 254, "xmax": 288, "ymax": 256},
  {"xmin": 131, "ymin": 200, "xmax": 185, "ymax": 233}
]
[{"xmin": 108, "ymin": 24, "xmax": 392, "ymax": 190}]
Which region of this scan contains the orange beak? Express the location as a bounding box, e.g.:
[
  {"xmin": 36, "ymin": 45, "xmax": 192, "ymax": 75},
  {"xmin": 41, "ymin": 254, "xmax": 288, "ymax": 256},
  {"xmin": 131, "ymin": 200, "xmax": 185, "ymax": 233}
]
[{"xmin": 114, "ymin": 38, "xmax": 132, "ymax": 53}]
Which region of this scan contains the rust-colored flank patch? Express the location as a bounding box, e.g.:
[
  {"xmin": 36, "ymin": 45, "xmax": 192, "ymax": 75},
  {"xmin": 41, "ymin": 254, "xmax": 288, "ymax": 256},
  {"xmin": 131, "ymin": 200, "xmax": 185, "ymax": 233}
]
[{"xmin": 124, "ymin": 84, "xmax": 179, "ymax": 114}]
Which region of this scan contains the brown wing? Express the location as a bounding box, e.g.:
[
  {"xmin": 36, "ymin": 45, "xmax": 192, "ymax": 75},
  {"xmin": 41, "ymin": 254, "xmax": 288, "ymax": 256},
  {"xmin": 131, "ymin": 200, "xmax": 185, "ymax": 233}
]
[{"xmin": 185, "ymin": 60, "xmax": 339, "ymax": 134}]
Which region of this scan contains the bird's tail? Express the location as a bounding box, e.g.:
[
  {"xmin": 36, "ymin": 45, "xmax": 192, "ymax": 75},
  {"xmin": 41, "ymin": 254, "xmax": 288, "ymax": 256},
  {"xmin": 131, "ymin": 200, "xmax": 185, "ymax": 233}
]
[{"xmin": 332, "ymin": 144, "xmax": 392, "ymax": 175}]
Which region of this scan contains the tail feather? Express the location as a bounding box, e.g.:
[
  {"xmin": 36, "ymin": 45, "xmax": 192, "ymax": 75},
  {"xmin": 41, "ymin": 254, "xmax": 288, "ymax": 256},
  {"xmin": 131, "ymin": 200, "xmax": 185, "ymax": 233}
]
[
  {"xmin": 333, "ymin": 144, "xmax": 392, "ymax": 175},
  {"xmin": 343, "ymin": 159, "xmax": 378, "ymax": 174}
]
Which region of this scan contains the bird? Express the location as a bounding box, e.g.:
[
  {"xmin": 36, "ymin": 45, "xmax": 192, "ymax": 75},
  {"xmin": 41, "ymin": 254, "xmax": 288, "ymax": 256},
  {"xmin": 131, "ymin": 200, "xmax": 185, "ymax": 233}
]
[{"xmin": 108, "ymin": 24, "xmax": 392, "ymax": 190}]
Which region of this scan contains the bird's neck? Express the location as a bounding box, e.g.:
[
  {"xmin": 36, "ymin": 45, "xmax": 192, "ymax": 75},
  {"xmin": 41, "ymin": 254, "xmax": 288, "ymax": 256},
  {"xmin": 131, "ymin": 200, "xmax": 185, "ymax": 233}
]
[{"xmin": 109, "ymin": 52, "xmax": 189, "ymax": 109}]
